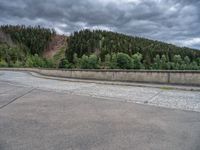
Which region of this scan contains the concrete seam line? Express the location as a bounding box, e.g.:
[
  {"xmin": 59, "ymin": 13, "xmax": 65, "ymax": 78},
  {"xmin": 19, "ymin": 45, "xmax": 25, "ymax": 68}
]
[
  {"xmin": 0, "ymin": 88, "xmax": 36, "ymax": 110},
  {"xmin": 148, "ymin": 90, "xmax": 163, "ymax": 103}
]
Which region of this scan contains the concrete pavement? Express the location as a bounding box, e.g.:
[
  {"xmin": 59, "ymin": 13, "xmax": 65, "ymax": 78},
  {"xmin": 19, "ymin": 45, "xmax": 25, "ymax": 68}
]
[
  {"xmin": 0, "ymin": 71, "xmax": 200, "ymax": 150},
  {"xmin": 0, "ymin": 71, "xmax": 200, "ymax": 112}
]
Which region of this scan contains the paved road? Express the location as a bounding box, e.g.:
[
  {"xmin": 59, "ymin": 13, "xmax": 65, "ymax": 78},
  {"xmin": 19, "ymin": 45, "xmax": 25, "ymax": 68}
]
[
  {"xmin": 0, "ymin": 71, "xmax": 200, "ymax": 150},
  {"xmin": 0, "ymin": 71, "xmax": 200, "ymax": 112}
]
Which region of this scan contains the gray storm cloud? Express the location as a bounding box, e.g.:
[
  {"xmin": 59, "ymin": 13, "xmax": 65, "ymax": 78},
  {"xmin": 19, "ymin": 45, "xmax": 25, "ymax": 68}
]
[{"xmin": 0, "ymin": 0, "xmax": 200, "ymax": 49}]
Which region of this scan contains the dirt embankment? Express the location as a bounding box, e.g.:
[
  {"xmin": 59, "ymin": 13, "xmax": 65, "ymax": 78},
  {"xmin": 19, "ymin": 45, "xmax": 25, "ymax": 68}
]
[
  {"xmin": 0, "ymin": 30, "xmax": 14, "ymax": 46},
  {"xmin": 43, "ymin": 35, "xmax": 68, "ymax": 59}
]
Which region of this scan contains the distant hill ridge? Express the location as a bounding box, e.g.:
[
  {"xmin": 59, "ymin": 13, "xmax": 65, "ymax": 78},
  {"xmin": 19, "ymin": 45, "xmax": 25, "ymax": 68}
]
[
  {"xmin": 66, "ymin": 29, "xmax": 200, "ymax": 64},
  {"xmin": 0, "ymin": 25, "xmax": 200, "ymax": 70}
]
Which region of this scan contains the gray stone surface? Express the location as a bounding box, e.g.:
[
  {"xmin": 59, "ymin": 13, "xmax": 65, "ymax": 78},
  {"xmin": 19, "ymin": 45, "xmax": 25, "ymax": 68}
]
[
  {"xmin": 0, "ymin": 81, "xmax": 200, "ymax": 150},
  {"xmin": 0, "ymin": 71, "xmax": 200, "ymax": 112}
]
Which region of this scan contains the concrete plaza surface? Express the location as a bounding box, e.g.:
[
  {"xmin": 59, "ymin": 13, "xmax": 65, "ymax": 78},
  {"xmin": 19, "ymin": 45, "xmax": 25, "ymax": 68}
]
[{"xmin": 0, "ymin": 71, "xmax": 200, "ymax": 150}]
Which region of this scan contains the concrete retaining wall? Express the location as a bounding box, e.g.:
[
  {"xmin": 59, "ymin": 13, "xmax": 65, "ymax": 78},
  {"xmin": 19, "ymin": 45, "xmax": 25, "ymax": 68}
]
[{"xmin": 0, "ymin": 68, "xmax": 200, "ymax": 86}]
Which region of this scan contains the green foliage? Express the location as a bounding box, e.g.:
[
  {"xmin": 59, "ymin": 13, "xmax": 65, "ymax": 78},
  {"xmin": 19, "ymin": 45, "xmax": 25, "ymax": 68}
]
[
  {"xmin": 1, "ymin": 26, "xmax": 200, "ymax": 70},
  {"xmin": 64, "ymin": 51, "xmax": 200, "ymax": 70},
  {"xmin": 0, "ymin": 43, "xmax": 25, "ymax": 66},
  {"xmin": 172, "ymin": 55, "xmax": 182, "ymax": 70},
  {"xmin": 1, "ymin": 25, "xmax": 55, "ymax": 55},
  {"xmin": 115, "ymin": 53, "xmax": 132, "ymax": 69},
  {"xmin": 72, "ymin": 53, "xmax": 80, "ymax": 68},
  {"xmin": 184, "ymin": 56, "xmax": 190, "ymax": 65},
  {"xmin": 0, "ymin": 59, "xmax": 8, "ymax": 67},
  {"xmin": 25, "ymin": 54, "xmax": 47, "ymax": 68},
  {"xmin": 80, "ymin": 54, "xmax": 100, "ymax": 69},
  {"xmin": 66, "ymin": 29, "xmax": 200, "ymax": 66},
  {"xmin": 59, "ymin": 58, "xmax": 71, "ymax": 69},
  {"xmin": 53, "ymin": 46, "xmax": 66, "ymax": 67},
  {"xmin": 109, "ymin": 52, "xmax": 144, "ymax": 69},
  {"xmin": 25, "ymin": 56, "xmax": 34, "ymax": 67},
  {"xmin": 190, "ymin": 61, "xmax": 199, "ymax": 70},
  {"xmin": 110, "ymin": 53, "xmax": 118, "ymax": 69},
  {"xmin": 151, "ymin": 54, "xmax": 200, "ymax": 70},
  {"xmin": 160, "ymin": 55, "xmax": 169, "ymax": 69},
  {"xmin": 152, "ymin": 55, "xmax": 161, "ymax": 69},
  {"xmin": 104, "ymin": 54, "xmax": 111, "ymax": 68},
  {"xmin": 132, "ymin": 52, "xmax": 144, "ymax": 69},
  {"xmin": 152, "ymin": 54, "xmax": 170, "ymax": 70},
  {"xmin": 0, "ymin": 25, "xmax": 58, "ymax": 68},
  {"xmin": 197, "ymin": 58, "xmax": 200, "ymax": 65},
  {"xmin": 12, "ymin": 60, "xmax": 23, "ymax": 67},
  {"xmin": 45, "ymin": 59, "xmax": 56, "ymax": 68}
]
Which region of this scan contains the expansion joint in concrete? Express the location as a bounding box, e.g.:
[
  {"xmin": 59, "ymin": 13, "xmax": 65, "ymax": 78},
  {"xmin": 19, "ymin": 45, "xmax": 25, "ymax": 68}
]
[{"xmin": 0, "ymin": 88, "xmax": 36, "ymax": 110}]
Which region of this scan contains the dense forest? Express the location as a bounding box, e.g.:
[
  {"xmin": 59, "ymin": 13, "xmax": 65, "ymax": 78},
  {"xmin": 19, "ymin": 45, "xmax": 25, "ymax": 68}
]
[
  {"xmin": 0, "ymin": 25, "xmax": 57, "ymax": 67},
  {"xmin": 1, "ymin": 25, "xmax": 55, "ymax": 55},
  {"xmin": 0, "ymin": 25, "xmax": 200, "ymax": 70},
  {"xmin": 65, "ymin": 30, "xmax": 200, "ymax": 69}
]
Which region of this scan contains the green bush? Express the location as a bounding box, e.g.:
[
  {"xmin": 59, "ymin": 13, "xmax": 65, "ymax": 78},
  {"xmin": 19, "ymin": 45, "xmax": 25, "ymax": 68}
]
[
  {"xmin": 32, "ymin": 54, "xmax": 45, "ymax": 67},
  {"xmin": 0, "ymin": 44, "xmax": 26, "ymax": 66},
  {"xmin": 152, "ymin": 54, "xmax": 161, "ymax": 69},
  {"xmin": 110, "ymin": 53, "xmax": 118, "ymax": 69},
  {"xmin": 73, "ymin": 53, "xmax": 80, "ymax": 68},
  {"xmin": 190, "ymin": 61, "xmax": 199, "ymax": 70},
  {"xmin": 104, "ymin": 54, "xmax": 111, "ymax": 68},
  {"xmin": 44, "ymin": 59, "xmax": 56, "ymax": 68},
  {"xmin": 0, "ymin": 59, "xmax": 8, "ymax": 67},
  {"xmin": 59, "ymin": 58, "xmax": 71, "ymax": 69},
  {"xmin": 115, "ymin": 53, "xmax": 132, "ymax": 69},
  {"xmin": 80, "ymin": 55, "xmax": 89, "ymax": 69},
  {"xmin": 53, "ymin": 46, "xmax": 66, "ymax": 68},
  {"xmin": 132, "ymin": 52, "xmax": 144, "ymax": 69},
  {"xmin": 25, "ymin": 54, "xmax": 46, "ymax": 68},
  {"xmin": 80, "ymin": 54, "xmax": 99, "ymax": 69},
  {"xmin": 172, "ymin": 55, "xmax": 182, "ymax": 70},
  {"xmin": 25, "ymin": 56, "xmax": 34, "ymax": 67},
  {"xmin": 197, "ymin": 58, "xmax": 200, "ymax": 66},
  {"xmin": 88, "ymin": 54, "xmax": 99, "ymax": 69},
  {"xmin": 12, "ymin": 60, "xmax": 23, "ymax": 67},
  {"xmin": 160, "ymin": 55, "xmax": 169, "ymax": 69}
]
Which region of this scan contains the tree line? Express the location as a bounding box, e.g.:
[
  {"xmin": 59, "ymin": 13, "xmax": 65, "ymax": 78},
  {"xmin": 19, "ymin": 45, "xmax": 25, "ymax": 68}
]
[
  {"xmin": 66, "ymin": 29, "xmax": 200, "ymax": 69},
  {"xmin": 60, "ymin": 52, "xmax": 200, "ymax": 70},
  {"xmin": 1, "ymin": 26, "xmax": 200, "ymax": 70}
]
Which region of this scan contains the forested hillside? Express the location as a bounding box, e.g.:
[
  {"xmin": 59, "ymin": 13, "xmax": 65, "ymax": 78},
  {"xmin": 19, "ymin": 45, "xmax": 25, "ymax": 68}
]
[
  {"xmin": 1, "ymin": 25, "xmax": 55, "ymax": 55},
  {"xmin": 0, "ymin": 25, "xmax": 200, "ymax": 70},
  {"xmin": 65, "ymin": 30, "xmax": 200, "ymax": 69},
  {"xmin": 0, "ymin": 25, "xmax": 63, "ymax": 68}
]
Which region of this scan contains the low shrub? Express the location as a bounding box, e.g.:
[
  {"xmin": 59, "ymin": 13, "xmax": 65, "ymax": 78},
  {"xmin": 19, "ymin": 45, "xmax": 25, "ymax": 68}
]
[{"xmin": 80, "ymin": 54, "xmax": 99, "ymax": 69}]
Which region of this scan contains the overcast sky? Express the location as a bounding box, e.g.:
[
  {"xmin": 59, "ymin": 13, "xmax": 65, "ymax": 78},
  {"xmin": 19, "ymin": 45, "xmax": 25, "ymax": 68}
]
[{"xmin": 0, "ymin": 0, "xmax": 200, "ymax": 49}]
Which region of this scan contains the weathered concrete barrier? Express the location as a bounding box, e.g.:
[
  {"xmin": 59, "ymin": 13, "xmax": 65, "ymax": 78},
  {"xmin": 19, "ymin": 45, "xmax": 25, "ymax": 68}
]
[{"xmin": 0, "ymin": 68, "xmax": 200, "ymax": 86}]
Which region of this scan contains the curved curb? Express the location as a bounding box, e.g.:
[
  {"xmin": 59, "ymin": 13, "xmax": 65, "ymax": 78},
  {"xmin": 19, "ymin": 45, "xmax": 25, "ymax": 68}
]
[{"xmin": 28, "ymin": 71, "xmax": 200, "ymax": 92}]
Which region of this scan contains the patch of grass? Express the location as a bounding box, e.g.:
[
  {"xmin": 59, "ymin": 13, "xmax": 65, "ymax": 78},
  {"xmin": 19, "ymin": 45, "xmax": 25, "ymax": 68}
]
[
  {"xmin": 53, "ymin": 46, "xmax": 66, "ymax": 67},
  {"xmin": 160, "ymin": 86, "xmax": 175, "ymax": 90}
]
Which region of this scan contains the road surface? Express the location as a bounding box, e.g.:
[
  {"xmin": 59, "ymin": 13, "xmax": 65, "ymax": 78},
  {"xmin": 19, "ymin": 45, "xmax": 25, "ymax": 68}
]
[
  {"xmin": 0, "ymin": 71, "xmax": 200, "ymax": 112},
  {"xmin": 0, "ymin": 71, "xmax": 200, "ymax": 150}
]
